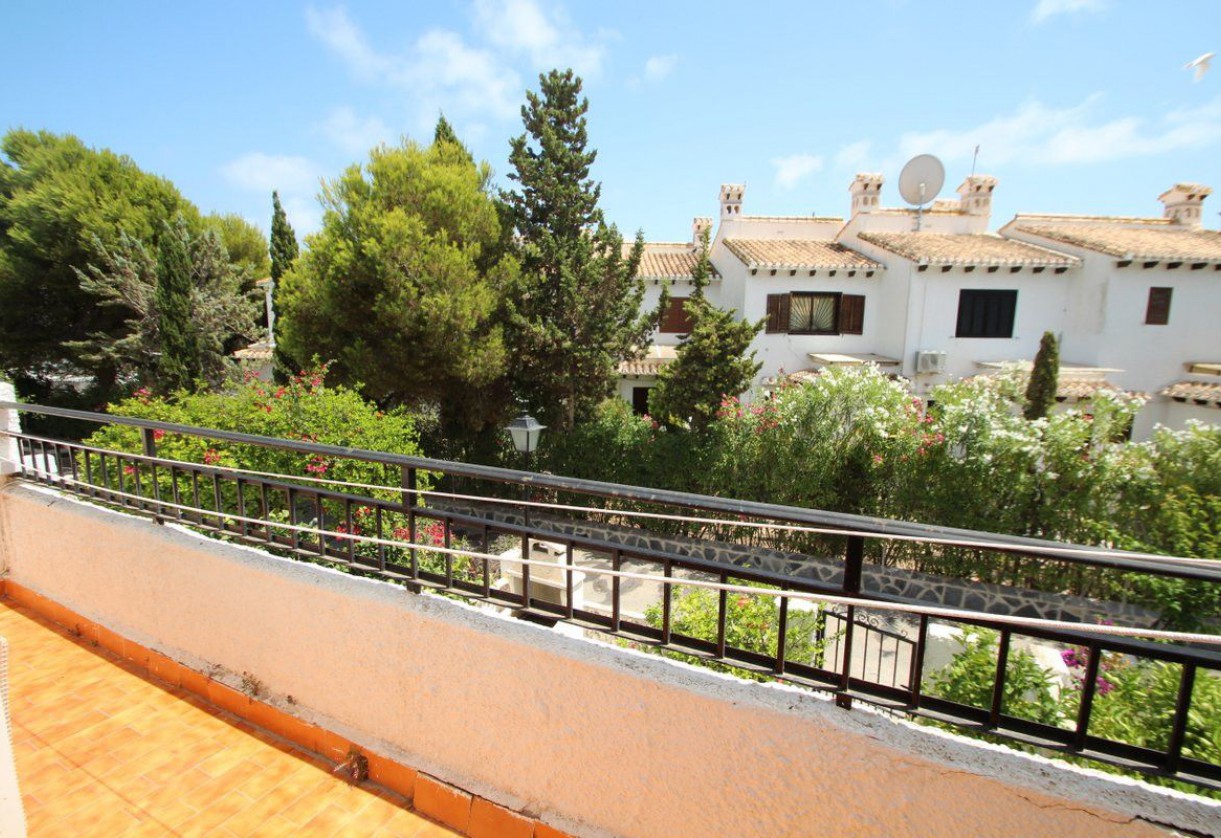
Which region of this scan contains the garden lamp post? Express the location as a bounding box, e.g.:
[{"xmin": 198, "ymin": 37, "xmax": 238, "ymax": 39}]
[{"xmin": 505, "ymin": 412, "xmax": 545, "ymax": 528}]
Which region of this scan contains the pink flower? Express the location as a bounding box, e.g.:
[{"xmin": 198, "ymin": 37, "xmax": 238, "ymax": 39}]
[
  {"xmin": 123, "ymin": 465, "xmax": 136, "ymax": 476},
  {"xmin": 202, "ymin": 449, "xmax": 221, "ymax": 465},
  {"xmin": 153, "ymin": 429, "xmax": 165, "ymax": 442}
]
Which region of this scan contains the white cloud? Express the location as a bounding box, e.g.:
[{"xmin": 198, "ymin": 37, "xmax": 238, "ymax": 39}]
[
  {"xmin": 897, "ymin": 96, "xmax": 1221, "ymax": 167},
  {"xmin": 643, "ymin": 54, "xmax": 678, "ymax": 82},
  {"xmin": 771, "ymin": 154, "xmax": 824, "ymax": 190},
  {"xmin": 834, "ymin": 140, "xmax": 872, "ymax": 170},
  {"xmin": 220, "ymin": 153, "xmax": 325, "ymax": 235},
  {"xmin": 220, "ymin": 153, "xmax": 323, "ymax": 195},
  {"xmin": 473, "ymin": 0, "xmax": 607, "ymax": 77},
  {"xmin": 1031, "ymin": 0, "xmax": 1106, "ymax": 24},
  {"xmin": 304, "ymin": 7, "xmax": 395, "ymax": 80},
  {"xmin": 320, "ymin": 107, "xmax": 395, "ymax": 155},
  {"xmin": 401, "ymin": 30, "xmax": 522, "ymax": 121}
]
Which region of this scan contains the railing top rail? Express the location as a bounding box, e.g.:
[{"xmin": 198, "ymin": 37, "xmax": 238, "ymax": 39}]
[{"xmin": 4, "ymin": 400, "xmax": 1220, "ymax": 583}]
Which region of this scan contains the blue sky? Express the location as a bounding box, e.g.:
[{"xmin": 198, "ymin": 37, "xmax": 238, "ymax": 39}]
[{"xmin": 4, "ymin": 1, "xmax": 1220, "ymax": 242}]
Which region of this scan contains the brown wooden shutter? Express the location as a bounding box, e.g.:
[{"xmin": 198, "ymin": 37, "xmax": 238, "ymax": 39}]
[
  {"xmin": 840, "ymin": 294, "xmax": 865, "ymax": 335},
  {"xmin": 660, "ymin": 297, "xmax": 693, "ymax": 333},
  {"xmin": 766, "ymin": 294, "xmax": 790, "ymax": 333},
  {"xmin": 1145, "ymin": 287, "xmax": 1172, "ymax": 325}
]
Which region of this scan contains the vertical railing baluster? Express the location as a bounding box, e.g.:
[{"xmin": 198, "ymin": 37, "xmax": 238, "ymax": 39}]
[
  {"xmin": 236, "ymin": 478, "xmax": 247, "ymax": 538},
  {"xmin": 610, "ymin": 550, "xmax": 621, "ymax": 632},
  {"xmin": 345, "ymin": 499, "xmax": 354, "ymax": 564},
  {"xmin": 212, "ymin": 473, "xmax": 223, "ymax": 531},
  {"xmin": 141, "ymin": 428, "xmax": 162, "ymax": 523},
  {"xmin": 314, "ymin": 494, "xmax": 325, "ymax": 556},
  {"xmin": 443, "ymin": 517, "xmax": 453, "ymax": 587},
  {"xmin": 909, "ymin": 614, "xmax": 929, "ymax": 706},
  {"xmin": 565, "ymin": 542, "xmax": 575, "ymax": 619},
  {"xmin": 1165, "ymin": 663, "xmax": 1197, "ymax": 774},
  {"xmin": 288, "ymin": 487, "xmax": 299, "ymax": 551},
  {"xmin": 520, "ymin": 530, "xmax": 531, "ymax": 608},
  {"xmin": 775, "ymin": 587, "xmax": 789, "ymax": 675},
  {"xmin": 661, "ymin": 560, "xmax": 673, "ymax": 646},
  {"xmin": 837, "ymin": 535, "xmax": 866, "ymax": 706},
  {"xmin": 989, "ymin": 629, "xmax": 1012, "ymax": 727},
  {"xmin": 1072, "ymin": 642, "xmax": 1102, "ymax": 752},
  {"xmin": 715, "ymin": 571, "xmax": 729, "ymax": 660},
  {"xmin": 376, "ymin": 506, "xmax": 386, "ymax": 571},
  {"xmin": 259, "ymin": 482, "xmax": 270, "ymax": 541},
  {"xmin": 403, "ymin": 467, "xmax": 417, "ymax": 579},
  {"xmin": 481, "ymin": 525, "xmax": 490, "ymax": 597}
]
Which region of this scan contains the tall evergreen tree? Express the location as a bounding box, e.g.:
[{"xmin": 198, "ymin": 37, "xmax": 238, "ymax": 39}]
[
  {"xmin": 1024, "ymin": 330, "xmax": 1060, "ymax": 420},
  {"xmin": 502, "ymin": 69, "xmax": 660, "ymax": 430},
  {"xmin": 433, "ymin": 114, "xmax": 475, "ymax": 167},
  {"xmin": 269, "ymin": 191, "xmax": 298, "ymax": 282},
  {"xmin": 155, "ymin": 215, "xmax": 200, "ymax": 392},
  {"xmin": 649, "ymin": 229, "xmax": 762, "ymax": 431}
]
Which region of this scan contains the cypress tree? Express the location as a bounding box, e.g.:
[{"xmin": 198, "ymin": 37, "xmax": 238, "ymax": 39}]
[
  {"xmin": 1024, "ymin": 330, "xmax": 1060, "ymax": 420},
  {"xmin": 502, "ymin": 69, "xmax": 658, "ymax": 429},
  {"xmin": 155, "ymin": 215, "xmax": 199, "ymax": 392},
  {"xmin": 269, "ymin": 191, "xmax": 298, "ymax": 282},
  {"xmin": 433, "ymin": 114, "xmax": 475, "ymax": 166}
]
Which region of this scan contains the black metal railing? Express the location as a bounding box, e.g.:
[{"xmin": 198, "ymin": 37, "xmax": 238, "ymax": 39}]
[{"xmin": 2, "ymin": 400, "xmax": 1220, "ymax": 792}]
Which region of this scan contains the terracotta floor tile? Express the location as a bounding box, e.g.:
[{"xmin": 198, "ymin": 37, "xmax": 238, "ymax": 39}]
[{"xmin": 1, "ymin": 600, "xmax": 457, "ymax": 837}]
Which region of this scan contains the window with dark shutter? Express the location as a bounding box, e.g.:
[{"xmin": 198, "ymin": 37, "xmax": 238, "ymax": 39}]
[
  {"xmin": 840, "ymin": 294, "xmax": 865, "ymax": 335},
  {"xmin": 765, "ymin": 294, "xmax": 790, "ymax": 333},
  {"xmin": 789, "ymin": 292, "xmax": 839, "ymax": 334},
  {"xmin": 955, "ymin": 289, "xmax": 1017, "ymax": 338},
  {"xmin": 659, "ymin": 296, "xmax": 693, "ymax": 333},
  {"xmin": 1145, "ymin": 287, "xmax": 1172, "ymax": 325}
]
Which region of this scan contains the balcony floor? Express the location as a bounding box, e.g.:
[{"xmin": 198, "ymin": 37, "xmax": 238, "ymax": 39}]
[{"xmin": 0, "ymin": 600, "xmax": 456, "ymax": 837}]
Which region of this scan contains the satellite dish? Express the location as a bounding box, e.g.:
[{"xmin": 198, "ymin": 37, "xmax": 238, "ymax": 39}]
[{"xmin": 898, "ymin": 154, "xmax": 946, "ymax": 207}]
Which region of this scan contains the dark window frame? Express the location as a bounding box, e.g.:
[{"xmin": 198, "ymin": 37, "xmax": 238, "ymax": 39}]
[
  {"xmin": 1145, "ymin": 287, "xmax": 1172, "ymax": 325},
  {"xmin": 788, "ymin": 291, "xmax": 842, "ymax": 335},
  {"xmin": 955, "ymin": 289, "xmax": 1018, "ymax": 339}
]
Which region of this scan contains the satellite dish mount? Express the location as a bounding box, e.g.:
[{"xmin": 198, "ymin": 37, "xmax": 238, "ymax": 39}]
[{"xmin": 898, "ymin": 154, "xmax": 946, "ymax": 231}]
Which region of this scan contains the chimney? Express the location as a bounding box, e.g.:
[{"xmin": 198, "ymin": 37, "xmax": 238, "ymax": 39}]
[
  {"xmin": 849, "ymin": 173, "xmax": 884, "ymax": 216},
  {"xmin": 956, "ymin": 174, "xmax": 997, "ymax": 218},
  {"xmin": 1159, "ymin": 183, "xmax": 1211, "ymax": 229},
  {"xmin": 692, "ymin": 217, "xmax": 713, "ymax": 248},
  {"xmin": 719, "ymin": 183, "xmax": 745, "ymax": 218}
]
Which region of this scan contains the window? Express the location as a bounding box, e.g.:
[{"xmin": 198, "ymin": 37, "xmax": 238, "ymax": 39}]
[
  {"xmin": 1145, "ymin": 287, "xmax": 1172, "ymax": 325},
  {"xmin": 632, "ymin": 387, "xmax": 651, "ymax": 416},
  {"xmin": 765, "ymin": 293, "xmax": 865, "ymax": 335},
  {"xmin": 955, "ymin": 289, "xmax": 1017, "ymax": 338},
  {"xmin": 659, "ymin": 296, "xmax": 693, "ymax": 333}
]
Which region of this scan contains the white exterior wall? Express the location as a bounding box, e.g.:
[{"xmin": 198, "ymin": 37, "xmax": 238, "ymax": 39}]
[
  {"xmin": 739, "ymin": 272, "xmax": 888, "ymax": 381},
  {"xmin": 903, "ymin": 267, "xmax": 1069, "ymax": 388}
]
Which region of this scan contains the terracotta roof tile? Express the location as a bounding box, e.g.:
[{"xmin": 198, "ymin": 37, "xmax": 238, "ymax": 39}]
[
  {"xmin": 1014, "ymin": 224, "xmax": 1221, "ymax": 261},
  {"xmin": 633, "ymin": 244, "xmax": 720, "ymax": 279},
  {"xmin": 618, "ymin": 345, "xmax": 677, "ymax": 376},
  {"xmin": 1057, "ymin": 378, "xmax": 1122, "ymax": 400},
  {"xmin": 233, "ymin": 340, "xmax": 274, "ymax": 362},
  {"xmin": 723, "ymin": 239, "xmax": 881, "ymax": 270},
  {"xmin": 1161, "ymin": 379, "xmax": 1221, "ymax": 404},
  {"xmin": 858, "ymin": 233, "xmax": 1078, "ymax": 267}
]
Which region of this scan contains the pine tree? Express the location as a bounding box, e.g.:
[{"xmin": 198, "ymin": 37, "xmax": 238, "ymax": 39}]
[
  {"xmin": 502, "ymin": 69, "xmax": 659, "ymax": 430},
  {"xmin": 1024, "ymin": 330, "xmax": 1060, "ymax": 420},
  {"xmin": 155, "ymin": 215, "xmax": 200, "ymax": 392},
  {"xmin": 269, "ymin": 191, "xmax": 298, "ymax": 282},
  {"xmin": 649, "ymin": 230, "xmax": 762, "ymax": 430}
]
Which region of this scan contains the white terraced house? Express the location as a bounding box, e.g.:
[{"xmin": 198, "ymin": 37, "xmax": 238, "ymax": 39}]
[{"xmin": 619, "ymin": 177, "xmax": 1221, "ymax": 440}]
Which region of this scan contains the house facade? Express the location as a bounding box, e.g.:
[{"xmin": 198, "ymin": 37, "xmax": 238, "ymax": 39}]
[{"xmin": 620, "ymin": 177, "xmax": 1221, "ymax": 438}]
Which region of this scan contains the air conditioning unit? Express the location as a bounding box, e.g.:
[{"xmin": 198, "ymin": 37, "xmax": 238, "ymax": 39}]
[{"xmin": 915, "ymin": 350, "xmax": 947, "ymax": 374}]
